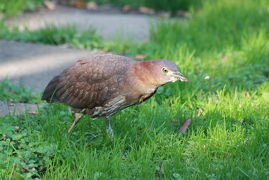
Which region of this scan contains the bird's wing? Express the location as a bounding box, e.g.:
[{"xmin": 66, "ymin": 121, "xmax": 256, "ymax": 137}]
[{"xmin": 42, "ymin": 54, "xmax": 132, "ymax": 108}]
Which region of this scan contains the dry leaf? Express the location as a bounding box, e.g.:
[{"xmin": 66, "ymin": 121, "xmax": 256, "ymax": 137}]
[
  {"xmin": 138, "ymin": 7, "xmax": 155, "ymax": 15},
  {"xmin": 177, "ymin": 118, "xmax": 192, "ymax": 133},
  {"xmin": 122, "ymin": 5, "xmax": 131, "ymax": 13},
  {"xmin": 135, "ymin": 54, "xmax": 146, "ymax": 61},
  {"xmin": 220, "ymin": 55, "xmax": 228, "ymax": 61},
  {"xmin": 71, "ymin": 0, "xmax": 87, "ymax": 8},
  {"xmin": 22, "ymin": 167, "xmax": 29, "ymax": 172},
  {"xmin": 2, "ymin": 134, "xmax": 7, "ymax": 141},
  {"xmin": 86, "ymin": 2, "xmax": 98, "ymax": 10},
  {"xmin": 44, "ymin": 0, "xmax": 56, "ymax": 10}
]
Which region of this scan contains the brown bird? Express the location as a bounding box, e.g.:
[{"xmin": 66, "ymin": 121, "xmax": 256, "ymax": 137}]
[{"xmin": 42, "ymin": 54, "xmax": 188, "ymax": 137}]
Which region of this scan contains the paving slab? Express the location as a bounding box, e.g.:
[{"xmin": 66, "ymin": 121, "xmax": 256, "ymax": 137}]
[
  {"xmin": 0, "ymin": 40, "xmax": 99, "ymax": 93},
  {"xmin": 6, "ymin": 5, "xmax": 155, "ymax": 41},
  {"xmin": 0, "ymin": 101, "xmax": 42, "ymax": 116}
]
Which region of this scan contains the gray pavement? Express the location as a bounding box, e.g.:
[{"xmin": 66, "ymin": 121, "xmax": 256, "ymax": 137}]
[
  {"xmin": 0, "ymin": 101, "xmax": 42, "ymax": 116},
  {"xmin": 6, "ymin": 5, "xmax": 155, "ymax": 41},
  {"xmin": 0, "ymin": 40, "xmax": 99, "ymax": 93}
]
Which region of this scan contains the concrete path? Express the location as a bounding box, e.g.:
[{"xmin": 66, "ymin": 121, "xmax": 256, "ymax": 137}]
[
  {"xmin": 0, "ymin": 101, "xmax": 42, "ymax": 116},
  {"xmin": 0, "ymin": 40, "xmax": 99, "ymax": 93},
  {"xmin": 6, "ymin": 5, "xmax": 155, "ymax": 41}
]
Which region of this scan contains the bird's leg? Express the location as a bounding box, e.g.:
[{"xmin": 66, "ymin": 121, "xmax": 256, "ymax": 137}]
[
  {"xmin": 68, "ymin": 113, "xmax": 84, "ymax": 133},
  {"xmin": 106, "ymin": 116, "xmax": 114, "ymax": 138}
]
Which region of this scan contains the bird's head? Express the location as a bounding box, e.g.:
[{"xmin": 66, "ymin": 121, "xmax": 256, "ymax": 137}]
[
  {"xmin": 136, "ymin": 59, "xmax": 188, "ymax": 86},
  {"xmin": 152, "ymin": 60, "xmax": 188, "ymax": 85}
]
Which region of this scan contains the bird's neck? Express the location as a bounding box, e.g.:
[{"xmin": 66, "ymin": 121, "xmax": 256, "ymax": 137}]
[{"xmin": 132, "ymin": 61, "xmax": 159, "ymax": 88}]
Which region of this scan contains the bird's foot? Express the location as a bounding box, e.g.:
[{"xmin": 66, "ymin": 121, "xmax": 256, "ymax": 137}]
[
  {"xmin": 68, "ymin": 112, "xmax": 84, "ymax": 133},
  {"xmin": 106, "ymin": 117, "xmax": 114, "ymax": 139},
  {"xmin": 106, "ymin": 127, "xmax": 114, "ymax": 138}
]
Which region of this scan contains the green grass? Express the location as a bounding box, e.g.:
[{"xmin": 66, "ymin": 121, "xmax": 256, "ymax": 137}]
[
  {"xmin": 0, "ymin": 0, "xmax": 43, "ymax": 18},
  {"xmin": 0, "ymin": 0, "xmax": 269, "ymax": 179},
  {"xmin": 92, "ymin": 0, "xmax": 201, "ymax": 11},
  {"xmin": 0, "ymin": 24, "xmax": 102, "ymax": 49},
  {"xmin": 0, "ymin": 80, "xmax": 40, "ymax": 103},
  {"xmin": 151, "ymin": 0, "xmax": 269, "ymax": 54}
]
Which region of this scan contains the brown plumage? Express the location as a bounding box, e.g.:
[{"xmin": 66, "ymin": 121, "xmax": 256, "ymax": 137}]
[{"xmin": 42, "ymin": 54, "xmax": 188, "ymax": 136}]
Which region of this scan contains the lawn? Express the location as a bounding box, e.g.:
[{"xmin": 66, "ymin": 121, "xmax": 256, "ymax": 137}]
[{"xmin": 0, "ymin": 0, "xmax": 269, "ymax": 179}]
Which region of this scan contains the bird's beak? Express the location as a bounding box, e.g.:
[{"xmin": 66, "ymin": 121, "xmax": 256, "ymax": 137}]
[{"xmin": 173, "ymin": 72, "xmax": 188, "ymax": 82}]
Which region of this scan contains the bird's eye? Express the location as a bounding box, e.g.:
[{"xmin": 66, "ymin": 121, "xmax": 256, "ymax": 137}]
[{"xmin": 162, "ymin": 67, "xmax": 169, "ymax": 73}]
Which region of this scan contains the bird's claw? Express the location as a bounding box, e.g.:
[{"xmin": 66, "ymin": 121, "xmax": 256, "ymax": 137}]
[{"xmin": 106, "ymin": 128, "xmax": 114, "ymax": 138}]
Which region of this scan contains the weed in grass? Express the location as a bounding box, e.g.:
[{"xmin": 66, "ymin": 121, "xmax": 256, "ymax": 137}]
[
  {"xmin": 0, "ymin": 25, "xmax": 102, "ymax": 49},
  {"xmin": 0, "ymin": 80, "xmax": 40, "ymax": 103},
  {"xmin": 0, "ymin": 0, "xmax": 43, "ymax": 18}
]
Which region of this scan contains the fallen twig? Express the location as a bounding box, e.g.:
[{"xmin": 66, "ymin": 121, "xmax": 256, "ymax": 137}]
[
  {"xmin": 9, "ymin": 163, "xmax": 16, "ymax": 180},
  {"xmin": 177, "ymin": 118, "xmax": 192, "ymax": 133}
]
